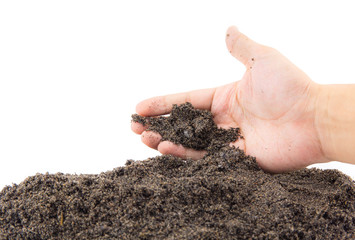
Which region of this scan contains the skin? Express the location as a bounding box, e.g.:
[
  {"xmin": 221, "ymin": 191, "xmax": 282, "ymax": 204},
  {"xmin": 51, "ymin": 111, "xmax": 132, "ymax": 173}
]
[{"xmin": 131, "ymin": 26, "xmax": 355, "ymax": 173}]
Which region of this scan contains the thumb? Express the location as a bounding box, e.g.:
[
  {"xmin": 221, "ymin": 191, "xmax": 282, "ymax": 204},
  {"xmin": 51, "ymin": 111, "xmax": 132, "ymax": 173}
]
[{"xmin": 225, "ymin": 26, "xmax": 268, "ymax": 67}]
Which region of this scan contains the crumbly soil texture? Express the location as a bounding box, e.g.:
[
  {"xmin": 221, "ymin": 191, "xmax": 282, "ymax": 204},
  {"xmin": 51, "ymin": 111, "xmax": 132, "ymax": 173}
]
[
  {"xmin": 131, "ymin": 102, "xmax": 241, "ymax": 152},
  {"xmin": 1, "ymin": 103, "xmax": 354, "ymax": 239}
]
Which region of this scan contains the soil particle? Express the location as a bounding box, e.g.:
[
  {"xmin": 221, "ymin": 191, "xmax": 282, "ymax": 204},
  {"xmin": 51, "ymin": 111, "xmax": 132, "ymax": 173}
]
[{"xmin": 1, "ymin": 103, "xmax": 354, "ymax": 239}]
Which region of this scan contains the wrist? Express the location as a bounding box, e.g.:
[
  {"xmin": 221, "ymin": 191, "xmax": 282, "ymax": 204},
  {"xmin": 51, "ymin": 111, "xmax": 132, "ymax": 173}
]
[
  {"xmin": 314, "ymin": 84, "xmax": 334, "ymax": 162},
  {"xmin": 315, "ymin": 84, "xmax": 355, "ymax": 164}
]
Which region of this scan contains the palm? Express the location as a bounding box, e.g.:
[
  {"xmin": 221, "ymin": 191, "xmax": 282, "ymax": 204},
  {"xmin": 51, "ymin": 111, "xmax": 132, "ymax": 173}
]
[{"xmin": 211, "ymin": 49, "xmax": 322, "ymax": 172}]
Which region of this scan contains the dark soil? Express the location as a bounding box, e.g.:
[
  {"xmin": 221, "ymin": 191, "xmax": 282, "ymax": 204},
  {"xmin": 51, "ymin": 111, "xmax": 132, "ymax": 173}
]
[
  {"xmin": 1, "ymin": 103, "xmax": 354, "ymax": 239},
  {"xmin": 132, "ymin": 102, "xmax": 241, "ymax": 151}
]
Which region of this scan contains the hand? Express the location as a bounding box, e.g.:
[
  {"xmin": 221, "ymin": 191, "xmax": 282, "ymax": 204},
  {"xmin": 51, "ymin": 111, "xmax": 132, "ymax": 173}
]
[{"xmin": 131, "ymin": 26, "xmax": 325, "ymax": 173}]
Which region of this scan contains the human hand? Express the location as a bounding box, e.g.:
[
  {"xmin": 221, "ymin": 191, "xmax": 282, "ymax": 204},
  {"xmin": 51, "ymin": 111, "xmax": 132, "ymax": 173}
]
[{"xmin": 131, "ymin": 26, "xmax": 325, "ymax": 173}]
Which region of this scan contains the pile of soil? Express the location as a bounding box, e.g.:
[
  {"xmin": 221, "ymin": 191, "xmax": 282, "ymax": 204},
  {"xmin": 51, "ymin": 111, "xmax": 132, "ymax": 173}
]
[{"xmin": 1, "ymin": 103, "xmax": 354, "ymax": 239}]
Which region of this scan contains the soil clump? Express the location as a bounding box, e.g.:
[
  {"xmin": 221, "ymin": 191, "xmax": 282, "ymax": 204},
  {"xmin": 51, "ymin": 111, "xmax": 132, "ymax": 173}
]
[
  {"xmin": 132, "ymin": 102, "xmax": 241, "ymax": 152},
  {"xmin": 1, "ymin": 103, "xmax": 354, "ymax": 239}
]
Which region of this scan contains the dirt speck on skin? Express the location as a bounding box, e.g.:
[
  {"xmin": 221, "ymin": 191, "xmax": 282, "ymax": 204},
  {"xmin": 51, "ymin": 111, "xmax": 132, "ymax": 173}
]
[{"xmin": 1, "ymin": 103, "xmax": 354, "ymax": 239}]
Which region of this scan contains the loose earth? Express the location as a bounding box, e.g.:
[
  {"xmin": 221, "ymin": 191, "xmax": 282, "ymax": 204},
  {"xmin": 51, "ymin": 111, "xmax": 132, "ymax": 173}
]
[{"xmin": 1, "ymin": 103, "xmax": 354, "ymax": 239}]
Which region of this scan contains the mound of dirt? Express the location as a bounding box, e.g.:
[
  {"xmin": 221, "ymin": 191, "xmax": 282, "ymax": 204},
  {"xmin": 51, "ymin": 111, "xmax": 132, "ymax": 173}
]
[{"xmin": 1, "ymin": 103, "xmax": 354, "ymax": 239}]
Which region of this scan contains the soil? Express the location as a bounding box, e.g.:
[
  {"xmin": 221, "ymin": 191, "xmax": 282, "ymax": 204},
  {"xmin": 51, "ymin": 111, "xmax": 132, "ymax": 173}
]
[
  {"xmin": 1, "ymin": 103, "xmax": 354, "ymax": 239},
  {"xmin": 131, "ymin": 102, "xmax": 241, "ymax": 152}
]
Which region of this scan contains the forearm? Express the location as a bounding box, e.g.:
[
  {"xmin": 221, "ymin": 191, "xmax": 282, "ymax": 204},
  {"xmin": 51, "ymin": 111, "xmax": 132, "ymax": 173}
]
[{"xmin": 316, "ymin": 84, "xmax": 355, "ymax": 164}]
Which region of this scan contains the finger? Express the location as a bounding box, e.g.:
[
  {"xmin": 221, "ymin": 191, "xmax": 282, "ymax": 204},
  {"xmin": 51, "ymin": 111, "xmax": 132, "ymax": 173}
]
[
  {"xmin": 131, "ymin": 122, "xmax": 148, "ymax": 134},
  {"xmin": 225, "ymin": 26, "xmax": 267, "ymax": 67},
  {"xmin": 141, "ymin": 131, "xmax": 161, "ymax": 150},
  {"xmin": 158, "ymin": 141, "xmax": 206, "ymax": 160},
  {"xmin": 136, "ymin": 87, "xmax": 216, "ymax": 117}
]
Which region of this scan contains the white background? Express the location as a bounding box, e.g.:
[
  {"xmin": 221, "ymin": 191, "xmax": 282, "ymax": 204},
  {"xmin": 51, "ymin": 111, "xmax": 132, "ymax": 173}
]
[{"xmin": 1, "ymin": 1, "xmax": 354, "ymax": 189}]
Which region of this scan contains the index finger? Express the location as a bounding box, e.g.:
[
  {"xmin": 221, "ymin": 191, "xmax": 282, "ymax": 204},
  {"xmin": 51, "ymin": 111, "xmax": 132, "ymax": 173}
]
[{"xmin": 136, "ymin": 87, "xmax": 216, "ymax": 116}]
